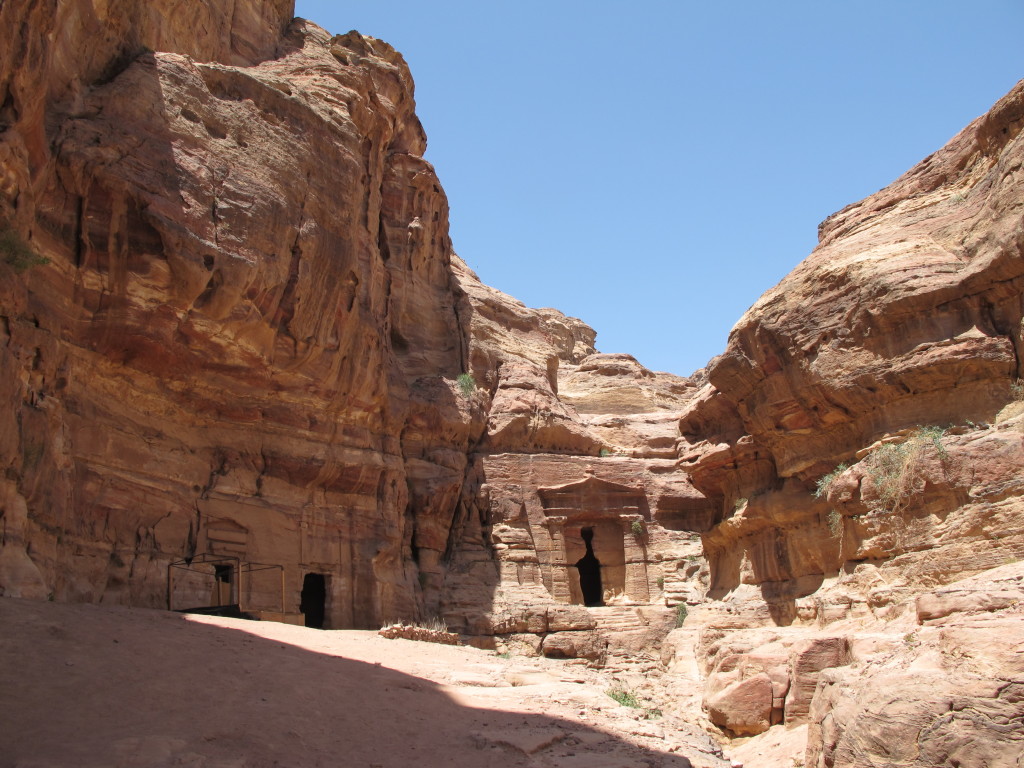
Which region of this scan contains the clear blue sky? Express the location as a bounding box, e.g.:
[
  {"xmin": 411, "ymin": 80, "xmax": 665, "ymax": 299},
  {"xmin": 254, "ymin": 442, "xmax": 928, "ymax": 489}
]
[{"xmin": 294, "ymin": 1, "xmax": 1022, "ymax": 376}]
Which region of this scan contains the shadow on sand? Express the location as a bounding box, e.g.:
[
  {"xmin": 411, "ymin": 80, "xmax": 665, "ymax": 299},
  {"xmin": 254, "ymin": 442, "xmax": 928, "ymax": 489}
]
[{"xmin": 0, "ymin": 598, "xmax": 714, "ymax": 767}]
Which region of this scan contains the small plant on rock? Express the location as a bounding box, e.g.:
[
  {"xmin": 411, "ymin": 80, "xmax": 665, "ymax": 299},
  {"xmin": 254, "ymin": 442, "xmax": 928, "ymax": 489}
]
[
  {"xmin": 456, "ymin": 372, "xmax": 476, "ymax": 397},
  {"xmin": 826, "ymin": 508, "xmax": 842, "ymax": 538},
  {"xmin": 606, "ymin": 687, "xmax": 640, "ymax": 708},
  {"xmin": 918, "ymin": 425, "xmax": 948, "ymax": 459},
  {"xmin": 814, "ymin": 463, "xmax": 848, "ymax": 499},
  {"xmin": 1, "ymin": 228, "xmax": 49, "ymax": 273},
  {"xmin": 864, "ymin": 427, "xmax": 948, "ymax": 514},
  {"xmin": 1011, "ymin": 379, "xmax": 1024, "ymax": 402},
  {"xmin": 630, "ymin": 519, "xmax": 645, "ymax": 537},
  {"xmin": 674, "ymin": 603, "xmax": 688, "ymax": 627}
]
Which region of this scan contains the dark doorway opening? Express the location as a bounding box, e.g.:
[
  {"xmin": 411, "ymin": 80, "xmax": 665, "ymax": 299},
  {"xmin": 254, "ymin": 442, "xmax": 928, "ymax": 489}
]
[
  {"xmin": 575, "ymin": 527, "xmax": 603, "ymax": 606},
  {"xmin": 212, "ymin": 564, "xmax": 233, "ymax": 606},
  {"xmin": 300, "ymin": 573, "xmax": 327, "ymax": 629}
]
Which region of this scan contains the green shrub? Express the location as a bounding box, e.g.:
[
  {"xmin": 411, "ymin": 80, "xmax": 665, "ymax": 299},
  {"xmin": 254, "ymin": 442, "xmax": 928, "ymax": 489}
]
[
  {"xmin": 606, "ymin": 687, "xmax": 640, "ymax": 708},
  {"xmin": 918, "ymin": 425, "xmax": 948, "ymax": 459},
  {"xmin": 456, "ymin": 372, "xmax": 476, "ymax": 397},
  {"xmin": 814, "ymin": 463, "xmax": 848, "ymax": 499},
  {"xmin": 1011, "ymin": 379, "xmax": 1024, "ymax": 402},
  {"xmin": 674, "ymin": 603, "xmax": 688, "ymax": 627},
  {"xmin": 1, "ymin": 229, "xmax": 49, "ymax": 273},
  {"xmin": 630, "ymin": 520, "xmax": 644, "ymax": 537},
  {"xmin": 864, "ymin": 427, "xmax": 947, "ymax": 514},
  {"xmin": 599, "ymin": 448, "xmax": 612, "ymax": 457}
]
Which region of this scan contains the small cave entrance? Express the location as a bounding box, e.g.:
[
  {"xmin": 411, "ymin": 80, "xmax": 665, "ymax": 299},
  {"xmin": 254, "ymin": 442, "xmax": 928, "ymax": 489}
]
[
  {"xmin": 575, "ymin": 528, "xmax": 604, "ymax": 607},
  {"xmin": 300, "ymin": 573, "xmax": 327, "ymax": 629}
]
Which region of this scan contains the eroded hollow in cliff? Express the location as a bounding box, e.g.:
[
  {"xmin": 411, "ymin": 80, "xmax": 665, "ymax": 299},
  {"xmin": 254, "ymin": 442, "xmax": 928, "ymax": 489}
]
[{"xmin": 300, "ymin": 573, "xmax": 327, "ymax": 629}]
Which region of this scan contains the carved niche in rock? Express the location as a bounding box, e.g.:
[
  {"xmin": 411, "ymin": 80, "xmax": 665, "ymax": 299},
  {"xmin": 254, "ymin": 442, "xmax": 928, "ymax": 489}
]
[{"xmin": 538, "ymin": 475, "xmax": 651, "ymax": 606}]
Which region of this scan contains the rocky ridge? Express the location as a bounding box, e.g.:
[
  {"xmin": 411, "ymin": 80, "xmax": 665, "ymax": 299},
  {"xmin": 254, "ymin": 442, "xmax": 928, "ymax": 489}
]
[{"xmin": 1, "ymin": 2, "xmax": 1023, "ymax": 766}]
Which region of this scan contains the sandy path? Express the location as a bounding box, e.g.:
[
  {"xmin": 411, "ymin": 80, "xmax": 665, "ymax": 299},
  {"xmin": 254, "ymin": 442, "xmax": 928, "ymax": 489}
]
[{"xmin": 0, "ymin": 598, "xmax": 726, "ymax": 768}]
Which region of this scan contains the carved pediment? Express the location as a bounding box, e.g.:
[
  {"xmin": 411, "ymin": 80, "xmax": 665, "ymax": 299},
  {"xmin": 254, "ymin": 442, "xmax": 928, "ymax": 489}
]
[{"xmin": 538, "ymin": 476, "xmax": 645, "ymax": 517}]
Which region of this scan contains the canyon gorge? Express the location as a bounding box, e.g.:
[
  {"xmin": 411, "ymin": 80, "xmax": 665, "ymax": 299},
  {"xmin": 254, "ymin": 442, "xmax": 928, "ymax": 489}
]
[{"xmin": 1, "ymin": 1, "xmax": 1022, "ymax": 766}]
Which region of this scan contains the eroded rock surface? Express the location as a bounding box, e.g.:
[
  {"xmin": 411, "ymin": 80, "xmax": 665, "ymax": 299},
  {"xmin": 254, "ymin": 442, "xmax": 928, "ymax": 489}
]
[
  {"xmin": 672, "ymin": 80, "xmax": 1024, "ymax": 766},
  {"xmin": 1, "ymin": 1, "xmax": 478, "ymax": 626},
  {"xmin": 2, "ymin": 3, "xmax": 1023, "ymax": 764}
]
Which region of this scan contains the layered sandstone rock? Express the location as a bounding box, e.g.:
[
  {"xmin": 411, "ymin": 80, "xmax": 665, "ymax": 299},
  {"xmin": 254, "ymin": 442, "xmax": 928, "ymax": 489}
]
[
  {"xmin": 674, "ymin": 81, "xmax": 1024, "ymax": 765},
  {"xmin": 696, "ymin": 562, "xmax": 1024, "ymax": 766},
  {"xmin": 2, "ymin": 4, "xmax": 1023, "ymax": 763},
  {"xmin": 0, "ymin": 0, "xmax": 707, "ymax": 648},
  {"xmin": 681, "ymin": 80, "xmax": 1024, "ymax": 618},
  {"xmin": 0, "ymin": 1, "xmax": 482, "ymax": 627}
]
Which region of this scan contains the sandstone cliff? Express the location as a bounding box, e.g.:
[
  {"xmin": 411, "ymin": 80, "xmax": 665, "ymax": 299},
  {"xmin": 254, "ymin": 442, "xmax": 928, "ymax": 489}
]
[
  {"xmin": 671, "ymin": 81, "xmax": 1024, "ymax": 765},
  {"xmin": 2, "ymin": 2, "xmax": 1023, "ymax": 765},
  {"xmin": 1, "ymin": 0, "xmax": 482, "ymax": 626},
  {"xmin": 0, "ymin": 0, "xmax": 695, "ymax": 636}
]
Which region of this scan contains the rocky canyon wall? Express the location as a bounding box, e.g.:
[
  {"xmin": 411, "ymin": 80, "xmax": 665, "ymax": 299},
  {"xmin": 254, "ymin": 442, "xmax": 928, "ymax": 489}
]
[
  {"xmin": 0, "ymin": 0, "xmax": 482, "ymax": 627},
  {"xmin": 668, "ymin": 82, "xmax": 1024, "ymax": 766},
  {"xmin": 681, "ymin": 80, "xmax": 1024, "ymax": 620},
  {"xmin": 1, "ymin": 0, "xmax": 681, "ymax": 636},
  {"xmin": 1, "ymin": 5, "xmax": 1023, "ymax": 762}
]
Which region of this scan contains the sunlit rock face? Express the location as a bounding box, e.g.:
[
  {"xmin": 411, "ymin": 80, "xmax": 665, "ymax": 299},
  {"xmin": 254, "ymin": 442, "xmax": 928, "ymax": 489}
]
[
  {"xmin": 679, "ymin": 80, "xmax": 1024, "ymax": 620},
  {"xmin": 0, "ymin": 0, "xmax": 706, "ymax": 634},
  {"xmin": 2, "ymin": 8, "xmax": 1024, "ymax": 760},
  {"xmin": 0, "ymin": 0, "xmax": 477, "ymax": 626},
  {"xmin": 673, "ymin": 80, "xmax": 1024, "ymax": 765}
]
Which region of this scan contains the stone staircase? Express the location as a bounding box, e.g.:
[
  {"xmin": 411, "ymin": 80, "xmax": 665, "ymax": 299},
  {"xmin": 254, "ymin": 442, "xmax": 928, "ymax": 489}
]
[{"xmin": 586, "ymin": 605, "xmax": 649, "ymax": 632}]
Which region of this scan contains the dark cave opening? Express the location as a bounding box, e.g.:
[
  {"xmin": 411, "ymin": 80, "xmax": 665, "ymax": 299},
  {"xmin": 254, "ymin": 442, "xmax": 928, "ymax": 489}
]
[
  {"xmin": 575, "ymin": 527, "xmax": 603, "ymax": 607},
  {"xmin": 300, "ymin": 573, "xmax": 327, "ymax": 629}
]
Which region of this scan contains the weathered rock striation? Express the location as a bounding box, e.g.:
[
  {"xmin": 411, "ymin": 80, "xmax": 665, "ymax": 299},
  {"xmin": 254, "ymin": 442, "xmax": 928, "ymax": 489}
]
[
  {"xmin": 672, "ymin": 81, "xmax": 1024, "ymax": 765},
  {"xmin": 684, "ymin": 82, "xmax": 1024, "ymax": 609},
  {"xmin": 2, "ymin": 2, "xmax": 1024, "ymax": 764},
  {"xmin": 1, "ymin": 0, "xmax": 479, "ymax": 626},
  {"xmin": 0, "ymin": 0, "xmax": 703, "ymax": 644}
]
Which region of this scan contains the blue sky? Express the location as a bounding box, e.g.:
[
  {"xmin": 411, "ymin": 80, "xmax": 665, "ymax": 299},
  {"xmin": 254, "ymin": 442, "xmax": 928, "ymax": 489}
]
[{"xmin": 294, "ymin": 1, "xmax": 1023, "ymax": 376}]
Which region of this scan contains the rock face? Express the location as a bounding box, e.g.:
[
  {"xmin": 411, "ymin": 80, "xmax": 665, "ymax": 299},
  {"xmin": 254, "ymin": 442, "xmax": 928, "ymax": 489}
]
[
  {"xmin": 673, "ymin": 80, "xmax": 1024, "ymax": 765},
  {"xmin": 2, "ymin": 3, "xmax": 1024, "ymax": 764},
  {"xmin": 0, "ymin": 0, "xmax": 705, "ymax": 641},
  {"xmin": 684, "ymin": 81, "xmax": 1024, "ymax": 610},
  {"xmin": 0, "ymin": 0, "xmax": 478, "ymax": 627}
]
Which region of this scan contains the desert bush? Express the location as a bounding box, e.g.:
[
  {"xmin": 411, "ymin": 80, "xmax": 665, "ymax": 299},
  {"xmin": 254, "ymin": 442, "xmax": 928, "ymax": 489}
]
[
  {"xmin": 814, "ymin": 463, "xmax": 848, "ymax": 499},
  {"xmin": 1, "ymin": 229, "xmax": 49, "ymax": 273},
  {"xmin": 1010, "ymin": 379, "xmax": 1024, "ymax": 402},
  {"xmin": 456, "ymin": 372, "xmax": 476, "ymax": 397},
  {"xmin": 630, "ymin": 519, "xmax": 644, "ymax": 537},
  {"xmin": 674, "ymin": 603, "xmax": 688, "ymax": 627},
  {"xmin": 864, "ymin": 427, "xmax": 947, "ymax": 514},
  {"xmin": 606, "ymin": 687, "xmax": 640, "ymax": 708},
  {"xmin": 826, "ymin": 508, "xmax": 842, "ymax": 537}
]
